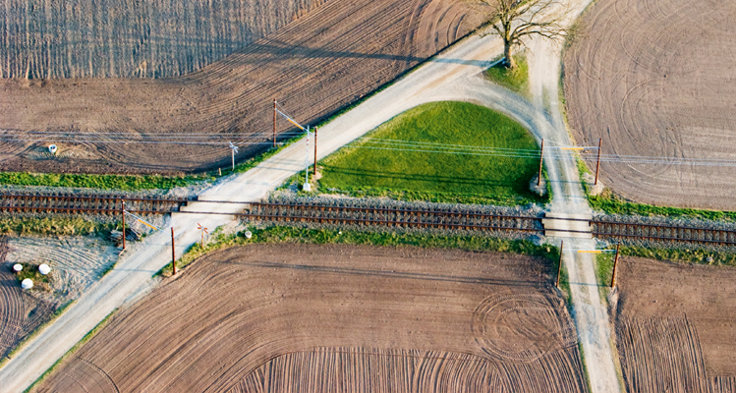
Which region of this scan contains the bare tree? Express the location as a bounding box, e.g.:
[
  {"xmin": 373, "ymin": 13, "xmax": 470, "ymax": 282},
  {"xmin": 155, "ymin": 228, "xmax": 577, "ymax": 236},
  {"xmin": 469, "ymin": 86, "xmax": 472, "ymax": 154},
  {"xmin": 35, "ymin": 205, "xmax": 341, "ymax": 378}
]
[{"xmin": 479, "ymin": 0, "xmax": 567, "ymax": 69}]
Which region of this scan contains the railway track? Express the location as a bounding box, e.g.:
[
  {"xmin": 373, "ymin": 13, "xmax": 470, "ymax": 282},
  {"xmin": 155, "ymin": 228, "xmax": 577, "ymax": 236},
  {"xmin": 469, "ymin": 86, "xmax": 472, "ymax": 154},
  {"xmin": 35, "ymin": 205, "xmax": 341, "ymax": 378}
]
[
  {"xmin": 2, "ymin": 192, "xmax": 736, "ymax": 247},
  {"xmin": 0, "ymin": 192, "xmax": 188, "ymax": 215}
]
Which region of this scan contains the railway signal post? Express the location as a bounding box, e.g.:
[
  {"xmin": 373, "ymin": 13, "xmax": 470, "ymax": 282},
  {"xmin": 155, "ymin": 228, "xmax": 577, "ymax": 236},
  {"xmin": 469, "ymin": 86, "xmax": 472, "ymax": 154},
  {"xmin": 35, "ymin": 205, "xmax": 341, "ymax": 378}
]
[
  {"xmin": 610, "ymin": 242, "xmax": 620, "ymax": 288},
  {"xmin": 229, "ymin": 142, "xmax": 238, "ymax": 171}
]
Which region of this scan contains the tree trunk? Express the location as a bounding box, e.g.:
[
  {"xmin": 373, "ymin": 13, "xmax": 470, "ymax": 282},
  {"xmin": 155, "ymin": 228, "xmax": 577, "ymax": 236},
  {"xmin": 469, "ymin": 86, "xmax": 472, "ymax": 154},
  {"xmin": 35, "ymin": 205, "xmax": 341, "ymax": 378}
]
[{"xmin": 503, "ymin": 41, "xmax": 516, "ymax": 69}]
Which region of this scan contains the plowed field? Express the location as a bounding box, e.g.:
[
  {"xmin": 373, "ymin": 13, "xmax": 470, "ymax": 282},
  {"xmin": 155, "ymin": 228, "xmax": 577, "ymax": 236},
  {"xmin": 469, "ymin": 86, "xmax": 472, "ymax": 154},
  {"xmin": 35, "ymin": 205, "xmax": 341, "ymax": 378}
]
[
  {"xmin": 614, "ymin": 257, "xmax": 736, "ymax": 392},
  {"xmin": 37, "ymin": 244, "xmax": 587, "ymax": 393},
  {"xmin": 0, "ymin": 237, "xmax": 55, "ymax": 359},
  {"xmin": 0, "ymin": 0, "xmax": 485, "ymax": 175},
  {"xmin": 563, "ymin": 0, "xmax": 736, "ymax": 210}
]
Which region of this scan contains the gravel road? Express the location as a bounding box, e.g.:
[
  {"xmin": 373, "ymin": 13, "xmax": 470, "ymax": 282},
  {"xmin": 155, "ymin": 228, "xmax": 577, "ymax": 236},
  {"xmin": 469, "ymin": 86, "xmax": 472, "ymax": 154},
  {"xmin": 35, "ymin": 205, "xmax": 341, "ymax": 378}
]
[{"xmin": 0, "ymin": 1, "xmax": 622, "ymax": 391}]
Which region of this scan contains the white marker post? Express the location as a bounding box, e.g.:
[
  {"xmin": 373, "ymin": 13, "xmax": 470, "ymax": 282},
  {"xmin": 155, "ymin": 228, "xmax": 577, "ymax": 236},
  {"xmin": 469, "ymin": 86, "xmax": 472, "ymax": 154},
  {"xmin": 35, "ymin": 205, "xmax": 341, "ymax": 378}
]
[{"xmin": 228, "ymin": 141, "xmax": 238, "ymax": 171}]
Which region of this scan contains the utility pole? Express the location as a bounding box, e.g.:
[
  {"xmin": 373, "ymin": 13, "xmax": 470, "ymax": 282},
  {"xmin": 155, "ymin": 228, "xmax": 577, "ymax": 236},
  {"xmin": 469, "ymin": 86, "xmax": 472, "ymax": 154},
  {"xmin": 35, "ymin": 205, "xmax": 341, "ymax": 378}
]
[
  {"xmin": 610, "ymin": 242, "xmax": 620, "ymax": 288},
  {"xmin": 594, "ymin": 137, "xmax": 602, "ymax": 186},
  {"xmin": 313, "ymin": 127, "xmax": 318, "ymax": 177},
  {"xmin": 272, "ymin": 98, "xmax": 277, "ymax": 148},
  {"xmin": 171, "ymin": 227, "xmax": 176, "ymax": 275},
  {"xmin": 556, "ymin": 240, "xmax": 563, "ymax": 288},
  {"xmin": 537, "ymin": 138, "xmax": 544, "ymax": 187},
  {"xmin": 121, "ymin": 200, "xmax": 126, "ymax": 250},
  {"xmin": 303, "ymin": 126, "xmax": 311, "ymax": 191}
]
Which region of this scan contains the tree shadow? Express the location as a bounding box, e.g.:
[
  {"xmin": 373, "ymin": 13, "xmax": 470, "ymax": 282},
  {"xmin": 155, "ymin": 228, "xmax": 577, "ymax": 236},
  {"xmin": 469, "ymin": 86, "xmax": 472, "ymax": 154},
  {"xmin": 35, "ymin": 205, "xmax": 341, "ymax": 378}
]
[{"xmin": 227, "ymin": 38, "xmax": 493, "ymax": 68}]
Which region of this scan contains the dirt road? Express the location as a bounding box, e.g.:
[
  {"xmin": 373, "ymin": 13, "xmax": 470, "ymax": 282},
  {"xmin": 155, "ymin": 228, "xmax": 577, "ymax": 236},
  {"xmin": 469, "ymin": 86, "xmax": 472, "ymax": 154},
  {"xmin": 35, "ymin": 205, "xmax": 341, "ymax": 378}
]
[{"xmin": 0, "ymin": 0, "xmax": 620, "ymax": 390}]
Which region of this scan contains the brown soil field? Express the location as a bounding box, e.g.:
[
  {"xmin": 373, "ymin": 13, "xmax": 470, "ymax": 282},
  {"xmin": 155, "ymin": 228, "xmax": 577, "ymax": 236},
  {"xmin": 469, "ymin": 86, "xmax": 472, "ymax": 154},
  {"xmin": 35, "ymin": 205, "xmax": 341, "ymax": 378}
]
[
  {"xmin": 37, "ymin": 244, "xmax": 587, "ymax": 393},
  {"xmin": 0, "ymin": 0, "xmax": 486, "ymax": 175},
  {"xmin": 0, "ymin": 236, "xmax": 119, "ymax": 359},
  {"xmin": 563, "ymin": 0, "xmax": 736, "ymax": 210},
  {"xmin": 0, "ymin": 237, "xmax": 55, "ymax": 359},
  {"xmin": 614, "ymin": 257, "xmax": 736, "ymax": 392},
  {"xmin": 1, "ymin": 0, "xmax": 326, "ymax": 79}
]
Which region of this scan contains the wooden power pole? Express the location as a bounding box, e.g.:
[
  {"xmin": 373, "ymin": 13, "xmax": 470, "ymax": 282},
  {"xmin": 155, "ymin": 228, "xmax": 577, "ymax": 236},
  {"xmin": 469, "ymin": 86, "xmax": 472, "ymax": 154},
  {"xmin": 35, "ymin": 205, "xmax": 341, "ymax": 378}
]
[
  {"xmin": 556, "ymin": 240, "xmax": 564, "ymax": 288},
  {"xmin": 121, "ymin": 200, "xmax": 126, "ymax": 250},
  {"xmin": 171, "ymin": 227, "xmax": 176, "ymax": 275},
  {"xmin": 313, "ymin": 127, "xmax": 318, "ymax": 176},
  {"xmin": 610, "ymin": 242, "xmax": 620, "ymax": 288},
  {"xmin": 537, "ymin": 138, "xmax": 544, "ymax": 187},
  {"xmin": 272, "ymin": 98, "xmax": 277, "ymax": 148},
  {"xmin": 594, "ymin": 137, "xmax": 602, "ymax": 186}
]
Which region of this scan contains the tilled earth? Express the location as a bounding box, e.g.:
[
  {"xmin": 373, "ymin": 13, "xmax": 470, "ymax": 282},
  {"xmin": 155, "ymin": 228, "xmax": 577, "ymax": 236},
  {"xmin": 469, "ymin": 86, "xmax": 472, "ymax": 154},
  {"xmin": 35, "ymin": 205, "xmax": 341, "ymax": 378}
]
[
  {"xmin": 0, "ymin": 0, "xmax": 485, "ymax": 175},
  {"xmin": 614, "ymin": 257, "xmax": 736, "ymax": 392},
  {"xmin": 37, "ymin": 244, "xmax": 587, "ymax": 393},
  {"xmin": 563, "ymin": 0, "xmax": 736, "ymax": 210},
  {"xmin": 0, "ymin": 236, "xmax": 119, "ymax": 359}
]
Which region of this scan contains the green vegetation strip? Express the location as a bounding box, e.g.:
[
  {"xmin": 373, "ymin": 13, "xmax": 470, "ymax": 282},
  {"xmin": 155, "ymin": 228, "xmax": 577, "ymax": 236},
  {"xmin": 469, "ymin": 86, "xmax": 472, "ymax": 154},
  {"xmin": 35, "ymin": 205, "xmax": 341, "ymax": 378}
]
[
  {"xmin": 0, "ymin": 171, "xmax": 205, "ymax": 191},
  {"xmin": 24, "ymin": 310, "xmax": 116, "ymax": 393},
  {"xmin": 484, "ymin": 55, "xmax": 528, "ymax": 96},
  {"xmin": 0, "ymin": 216, "xmax": 112, "ymax": 236},
  {"xmin": 158, "ymin": 225, "xmax": 558, "ymax": 277},
  {"xmin": 317, "ymin": 101, "xmax": 545, "ymax": 206},
  {"xmin": 589, "ymin": 190, "xmax": 736, "ymax": 222}
]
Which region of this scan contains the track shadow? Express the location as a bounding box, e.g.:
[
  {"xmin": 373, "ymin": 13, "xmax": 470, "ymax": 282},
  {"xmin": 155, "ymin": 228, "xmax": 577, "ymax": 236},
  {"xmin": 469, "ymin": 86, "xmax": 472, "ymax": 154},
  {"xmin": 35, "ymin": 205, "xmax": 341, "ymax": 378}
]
[
  {"xmin": 231, "ymin": 259, "xmax": 547, "ymax": 288},
  {"xmin": 321, "ymin": 165, "xmax": 521, "ymax": 188}
]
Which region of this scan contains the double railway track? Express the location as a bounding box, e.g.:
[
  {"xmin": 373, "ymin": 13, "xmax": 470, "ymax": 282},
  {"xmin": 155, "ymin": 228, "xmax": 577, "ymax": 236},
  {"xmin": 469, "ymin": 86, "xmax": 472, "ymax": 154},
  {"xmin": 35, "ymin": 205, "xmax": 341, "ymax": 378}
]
[{"xmin": 2, "ymin": 191, "xmax": 735, "ymax": 247}]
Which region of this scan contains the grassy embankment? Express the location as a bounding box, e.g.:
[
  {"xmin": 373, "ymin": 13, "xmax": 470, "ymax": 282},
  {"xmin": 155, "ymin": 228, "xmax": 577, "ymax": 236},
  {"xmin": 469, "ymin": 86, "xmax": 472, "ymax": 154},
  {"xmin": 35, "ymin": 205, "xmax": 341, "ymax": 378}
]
[{"xmin": 311, "ymin": 101, "xmax": 545, "ymax": 206}]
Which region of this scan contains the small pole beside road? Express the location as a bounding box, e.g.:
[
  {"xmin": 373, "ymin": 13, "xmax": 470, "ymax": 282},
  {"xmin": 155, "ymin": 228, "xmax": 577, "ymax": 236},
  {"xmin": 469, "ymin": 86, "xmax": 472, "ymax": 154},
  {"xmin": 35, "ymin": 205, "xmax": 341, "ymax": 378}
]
[
  {"xmin": 273, "ymin": 99, "xmax": 277, "ymax": 148},
  {"xmin": 171, "ymin": 227, "xmax": 176, "ymax": 275},
  {"xmin": 228, "ymin": 141, "xmax": 238, "ymax": 171},
  {"xmin": 538, "ymin": 138, "xmax": 544, "ymax": 187},
  {"xmin": 556, "ymin": 240, "xmax": 563, "ymax": 288},
  {"xmin": 610, "ymin": 242, "xmax": 620, "ymax": 288},
  {"xmin": 121, "ymin": 200, "xmax": 126, "ymax": 250},
  {"xmin": 313, "ymin": 127, "xmax": 318, "ymax": 177},
  {"xmin": 594, "ymin": 137, "xmax": 602, "ymax": 186}
]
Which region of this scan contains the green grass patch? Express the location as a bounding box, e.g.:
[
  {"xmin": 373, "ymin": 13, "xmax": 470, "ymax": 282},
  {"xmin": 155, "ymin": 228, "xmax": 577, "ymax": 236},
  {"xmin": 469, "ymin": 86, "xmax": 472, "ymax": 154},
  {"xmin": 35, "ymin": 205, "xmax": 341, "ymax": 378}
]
[
  {"xmin": 317, "ymin": 101, "xmax": 545, "ymax": 206},
  {"xmin": 25, "ymin": 309, "xmax": 116, "ymax": 393},
  {"xmin": 0, "ymin": 216, "xmax": 112, "ymax": 236},
  {"xmin": 589, "ymin": 189, "xmax": 736, "ymax": 221},
  {"xmin": 14, "ymin": 263, "xmax": 51, "ymax": 285},
  {"xmin": 158, "ymin": 225, "xmax": 559, "ymax": 277},
  {"xmin": 621, "ymin": 245, "xmax": 736, "ymax": 267},
  {"xmin": 484, "ymin": 55, "xmax": 529, "ymax": 96},
  {"xmin": 0, "ymin": 171, "xmax": 206, "ymax": 191},
  {"xmin": 596, "ymin": 252, "xmax": 615, "ymax": 288}
]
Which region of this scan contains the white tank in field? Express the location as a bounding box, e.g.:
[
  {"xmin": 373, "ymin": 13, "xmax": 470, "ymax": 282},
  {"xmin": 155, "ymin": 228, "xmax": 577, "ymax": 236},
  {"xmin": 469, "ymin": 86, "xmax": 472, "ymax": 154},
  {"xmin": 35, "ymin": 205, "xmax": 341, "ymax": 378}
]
[
  {"xmin": 21, "ymin": 278, "xmax": 33, "ymax": 290},
  {"xmin": 13, "ymin": 263, "xmax": 23, "ymax": 272},
  {"xmin": 38, "ymin": 263, "xmax": 51, "ymax": 275}
]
